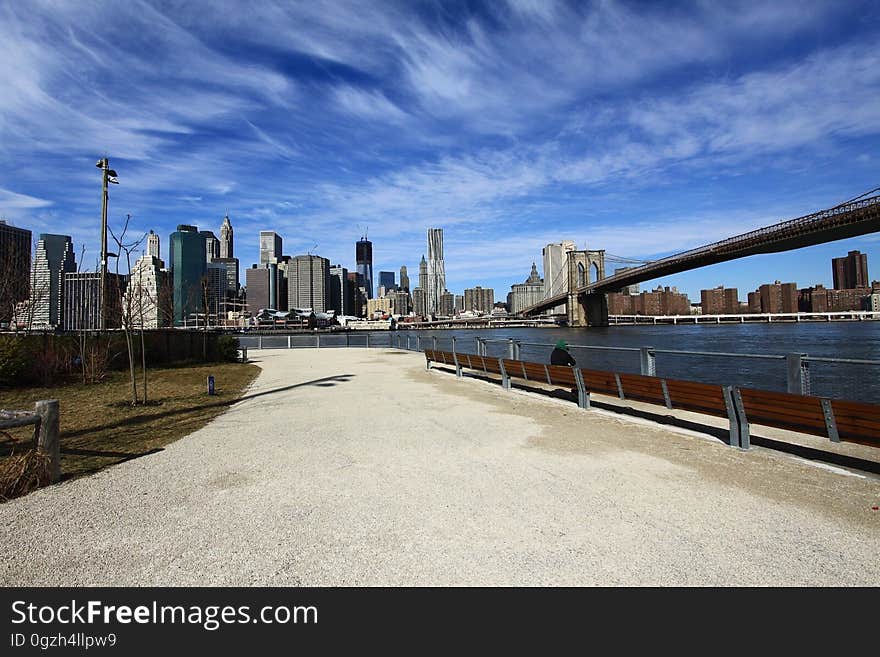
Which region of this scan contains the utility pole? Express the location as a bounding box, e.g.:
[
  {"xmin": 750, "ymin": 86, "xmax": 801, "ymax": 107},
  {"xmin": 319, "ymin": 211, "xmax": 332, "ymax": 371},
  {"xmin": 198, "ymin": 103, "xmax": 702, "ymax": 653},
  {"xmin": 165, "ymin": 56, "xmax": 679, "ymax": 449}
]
[{"xmin": 96, "ymin": 158, "xmax": 118, "ymax": 330}]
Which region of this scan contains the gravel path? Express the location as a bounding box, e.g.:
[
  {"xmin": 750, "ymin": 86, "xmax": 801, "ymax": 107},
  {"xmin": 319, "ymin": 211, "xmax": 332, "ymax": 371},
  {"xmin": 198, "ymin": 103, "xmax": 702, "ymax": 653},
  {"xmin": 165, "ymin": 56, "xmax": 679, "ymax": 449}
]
[{"xmin": 2, "ymin": 348, "xmax": 878, "ymax": 586}]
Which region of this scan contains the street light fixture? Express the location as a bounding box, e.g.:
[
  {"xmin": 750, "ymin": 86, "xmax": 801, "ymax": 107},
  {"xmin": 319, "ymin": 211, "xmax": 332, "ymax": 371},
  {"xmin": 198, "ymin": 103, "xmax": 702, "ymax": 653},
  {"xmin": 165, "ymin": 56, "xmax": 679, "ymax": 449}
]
[{"xmin": 96, "ymin": 158, "xmax": 119, "ymax": 330}]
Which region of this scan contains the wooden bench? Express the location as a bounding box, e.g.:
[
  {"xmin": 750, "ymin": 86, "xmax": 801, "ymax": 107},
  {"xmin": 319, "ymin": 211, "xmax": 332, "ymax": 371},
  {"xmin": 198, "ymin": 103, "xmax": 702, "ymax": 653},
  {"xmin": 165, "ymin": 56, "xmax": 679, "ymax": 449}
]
[
  {"xmin": 734, "ymin": 387, "xmax": 880, "ymax": 449},
  {"xmin": 425, "ymin": 351, "xmax": 880, "ymax": 451}
]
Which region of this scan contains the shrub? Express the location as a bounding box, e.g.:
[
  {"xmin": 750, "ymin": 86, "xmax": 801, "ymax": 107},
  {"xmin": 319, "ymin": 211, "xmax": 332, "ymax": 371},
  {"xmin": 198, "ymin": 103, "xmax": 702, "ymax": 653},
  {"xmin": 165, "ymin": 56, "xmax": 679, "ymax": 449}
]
[
  {"xmin": 215, "ymin": 335, "xmax": 240, "ymax": 362},
  {"xmin": 0, "ymin": 336, "xmax": 29, "ymax": 387}
]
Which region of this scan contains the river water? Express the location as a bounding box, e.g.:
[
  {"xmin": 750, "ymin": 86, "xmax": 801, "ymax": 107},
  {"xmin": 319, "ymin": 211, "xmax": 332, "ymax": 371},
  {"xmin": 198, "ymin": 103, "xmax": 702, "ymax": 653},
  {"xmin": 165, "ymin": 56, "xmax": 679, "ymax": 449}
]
[{"xmin": 399, "ymin": 322, "xmax": 880, "ymax": 403}]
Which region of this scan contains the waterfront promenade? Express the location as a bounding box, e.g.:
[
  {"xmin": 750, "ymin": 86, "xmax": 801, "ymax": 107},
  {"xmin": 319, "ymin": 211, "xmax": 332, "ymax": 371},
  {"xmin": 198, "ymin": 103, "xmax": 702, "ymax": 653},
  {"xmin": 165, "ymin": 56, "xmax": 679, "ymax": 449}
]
[{"xmin": 2, "ymin": 348, "xmax": 879, "ymax": 586}]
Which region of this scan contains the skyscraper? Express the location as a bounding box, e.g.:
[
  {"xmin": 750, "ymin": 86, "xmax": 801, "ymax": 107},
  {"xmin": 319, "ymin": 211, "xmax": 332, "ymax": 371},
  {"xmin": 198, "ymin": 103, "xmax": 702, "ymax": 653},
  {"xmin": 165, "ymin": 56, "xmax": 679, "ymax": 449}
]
[
  {"xmin": 147, "ymin": 230, "xmax": 160, "ymax": 259},
  {"xmin": 543, "ymin": 241, "xmax": 576, "ymax": 314},
  {"xmin": 426, "ymin": 228, "xmax": 445, "ymax": 314},
  {"xmin": 31, "ymin": 233, "xmax": 76, "ymax": 329},
  {"xmin": 329, "ymin": 264, "xmax": 350, "ymax": 316},
  {"xmin": 122, "ymin": 255, "xmax": 168, "ymax": 328},
  {"xmin": 219, "ymin": 214, "xmax": 234, "ymax": 259},
  {"xmin": 169, "ymin": 225, "xmax": 207, "ymax": 325},
  {"xmin": 64, "ymin": 271, "xmax": 126, "ymax": 330},
  {"xmin": 0, "ymin": 219, "xmax": 32, "ymax": 325},
  {"xmin": 464, "ymin": 286, "xmax": 494, "ymax": 314},
  {"xmin": 508, "ymin": 263, "xmax": 544, "ymax": 314},
  {"xmin": 356, "ymin": 236, "xmax": 373, "ymax": 299},
  {"xmin": 260, "ymin": 231, "xmax": 282, "ymax": 265},
  {"xmin": 399, "ymin": 265, "xmax": 410, "ymax": 292},
  {"xmin": 246, "ymin": 264, "xmax": 277, "ymax": 312},
  {"xmin": 832, "ymin": 250, "xmax": 869, "ymax": 289},
  {"xmin": 379, "ymin": 271, "xmax": 395, "ymax": 293},
  {"xmin": 418, "ymin": 255, "xmax": 427, "ymax": 292},
  {"xmin": 287, "ymin": 255, "xmax": 330, "ymax": 312},
  {"xmin": 201, "ymin": 230, "xmax": 220, "ymax": 262}
]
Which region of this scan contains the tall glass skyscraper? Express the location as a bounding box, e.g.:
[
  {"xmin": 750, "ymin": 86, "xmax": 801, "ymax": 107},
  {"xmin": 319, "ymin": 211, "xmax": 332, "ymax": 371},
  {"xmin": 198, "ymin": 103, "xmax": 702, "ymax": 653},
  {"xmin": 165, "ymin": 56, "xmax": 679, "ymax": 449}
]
[
  {"xmin": 31, "ymin": 233, "xmax": 76, "ymax": 329},
  {"xmin": 356, "ymin": 236, "xmax": 373, "ymax": 299},
  {"xmin": 170, "ymin": 225, "xmax": 207, "ymax": 325}
]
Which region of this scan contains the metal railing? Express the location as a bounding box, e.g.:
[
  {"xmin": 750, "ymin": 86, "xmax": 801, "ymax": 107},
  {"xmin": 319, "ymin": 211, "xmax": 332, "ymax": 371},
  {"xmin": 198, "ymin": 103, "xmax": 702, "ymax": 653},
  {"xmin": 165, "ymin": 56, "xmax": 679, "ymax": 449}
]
[{"xmin": 238, "ymin": 333, "xmax": 879, "ymax": 402}]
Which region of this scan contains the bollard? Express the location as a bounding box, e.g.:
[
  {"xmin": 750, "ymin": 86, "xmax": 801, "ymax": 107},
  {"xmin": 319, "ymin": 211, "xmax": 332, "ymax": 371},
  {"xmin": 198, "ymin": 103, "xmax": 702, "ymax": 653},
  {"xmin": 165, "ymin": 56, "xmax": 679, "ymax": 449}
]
[
  {"xmin": 34, "ymin": 400, "xmax": 60, "ymax": 484},
  {"xmin": 786, "ymin": 353, "xmax": 810, "ymax": 395},
  {"xmin": 639, "ymin": 347, "xmax": 656, "ymax": 377},
  {"xmin": 207, "ymin": 375, "xmax": 215, "ymax": 395}
]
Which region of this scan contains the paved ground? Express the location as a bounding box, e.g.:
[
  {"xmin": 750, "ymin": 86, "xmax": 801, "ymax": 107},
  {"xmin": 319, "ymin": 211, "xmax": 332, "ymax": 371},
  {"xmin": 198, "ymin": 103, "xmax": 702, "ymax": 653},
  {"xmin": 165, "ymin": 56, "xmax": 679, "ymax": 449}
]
[{"xmin": 2, "ymin": 348, "xmax": 879, "ymax": 586}]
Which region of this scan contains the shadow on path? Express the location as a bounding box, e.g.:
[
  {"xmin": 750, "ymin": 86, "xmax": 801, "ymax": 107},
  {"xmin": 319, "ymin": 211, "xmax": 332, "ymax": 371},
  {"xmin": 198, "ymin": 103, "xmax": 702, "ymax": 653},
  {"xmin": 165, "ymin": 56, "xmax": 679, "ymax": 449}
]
[{"xmin": 60, "ymin": 374, "xmax": 356, "ymax": 440}]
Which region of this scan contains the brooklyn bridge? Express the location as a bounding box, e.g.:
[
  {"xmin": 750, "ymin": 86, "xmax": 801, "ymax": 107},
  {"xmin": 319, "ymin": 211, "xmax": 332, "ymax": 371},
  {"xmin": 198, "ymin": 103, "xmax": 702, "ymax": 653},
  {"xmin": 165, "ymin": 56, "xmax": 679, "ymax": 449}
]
[{"xmin": 519, "ymin": 192, "xmax": 880, "ymax": 326}]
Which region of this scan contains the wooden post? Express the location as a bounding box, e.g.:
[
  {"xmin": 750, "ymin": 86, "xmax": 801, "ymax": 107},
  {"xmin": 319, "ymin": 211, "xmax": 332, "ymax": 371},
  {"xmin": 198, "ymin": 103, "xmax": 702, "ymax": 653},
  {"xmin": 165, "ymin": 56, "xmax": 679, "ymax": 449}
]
[{"xmin": 35, "ymin": 400, "xmax": 60, "ymax": 483}]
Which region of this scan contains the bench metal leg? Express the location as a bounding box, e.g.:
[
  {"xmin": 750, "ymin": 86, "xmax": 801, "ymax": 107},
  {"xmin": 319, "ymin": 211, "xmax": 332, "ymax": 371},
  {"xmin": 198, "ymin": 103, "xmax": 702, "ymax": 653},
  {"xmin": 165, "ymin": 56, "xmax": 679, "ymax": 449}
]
[
  {"xmin": 820, "ymin": 398, "xmax": 840, "ymax": 443},
  {"xmin": 574, "ymin": 369, "xmax": 590, "ymax": 410},
  {"xmin": 499, "ymin": 360, "xmax": 510, "ymax": 390},
  {"xmin": 722, "ymin": 386, "xmax": 748, "ymax": 449},
  {"xmin": 453, "ymin": 353, "xmax": 462, "ymax": 378}
]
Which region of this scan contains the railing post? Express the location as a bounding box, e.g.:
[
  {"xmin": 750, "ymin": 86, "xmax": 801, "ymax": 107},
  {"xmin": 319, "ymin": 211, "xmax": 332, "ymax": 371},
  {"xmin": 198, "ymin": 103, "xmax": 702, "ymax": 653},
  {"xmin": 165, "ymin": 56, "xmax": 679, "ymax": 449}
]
[
  {"xmin": 452, "ymin": 336, "xmax": 457, "ymax": 356},
  {"xmin": 640, "ymin": 347, "xmax": 656, "ymax": 377},
  {"xmin": 508, "ymin": 338, "xmax": 515, "ymax": 360},
  {"xmin": 288, "ymin": 335, "xmax": 292, "ymax": 349},
  {"xmin": 786, "ymin": 353, "xmax": 810, "ymax": 395},
  {"xmin": 432, "ymin": 336, "xmax": 438, "ymax": 352},
  {"xmin": 407, "ymin": 334, "xmax": 411, "ymax": 350},
  {"xmin": 514, "ymin": 341, "xmax": 521, "ymax": 360},
  {"xmin": 346, "ymin": 332, "xmax": 350, "ymax": 347},
  {"xmin": 34, "ymin": 399, "xmax": 60, "ymax": 483},
  {"xmin": 316, "ymin": 334, "xmax": 320, "ymax": 348},
  {"xmin": 258, "ymin": 335, "xmax": 263, "ymax": 349},
  {"xmin": 366, "ymin": 333, "xmax": 370, "ymax": 348},
  {"xmin": 417, "ymin": 335, "xmax": 422, "ymax": 352}
]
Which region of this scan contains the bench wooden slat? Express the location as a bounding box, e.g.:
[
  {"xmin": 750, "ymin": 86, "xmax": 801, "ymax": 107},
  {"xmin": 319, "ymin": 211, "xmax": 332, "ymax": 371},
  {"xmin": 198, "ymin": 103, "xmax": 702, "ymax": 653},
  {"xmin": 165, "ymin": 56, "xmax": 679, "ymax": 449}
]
[{"xmin": 547, "ymin": 365, "xmax": 577, "ymax": 387}]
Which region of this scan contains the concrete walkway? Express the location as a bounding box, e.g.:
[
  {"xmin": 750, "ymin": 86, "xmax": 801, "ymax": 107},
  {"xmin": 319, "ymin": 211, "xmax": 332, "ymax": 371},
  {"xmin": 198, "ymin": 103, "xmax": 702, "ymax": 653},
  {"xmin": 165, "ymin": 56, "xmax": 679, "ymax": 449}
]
[{"xmin": 2, "ymin": 348, "xmax": 878, "ymax": 586}]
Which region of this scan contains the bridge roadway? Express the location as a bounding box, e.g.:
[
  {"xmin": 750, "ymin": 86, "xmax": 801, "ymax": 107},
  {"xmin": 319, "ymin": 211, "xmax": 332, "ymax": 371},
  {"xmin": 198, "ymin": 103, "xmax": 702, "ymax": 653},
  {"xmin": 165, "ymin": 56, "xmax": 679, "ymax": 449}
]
[
  {"xmin": 523, "ymin": 194, "xmax": 880, "ymax": 316},
  {"xmin": 2, "ymin": 348, "xmax": 878, "ymax": 585}
]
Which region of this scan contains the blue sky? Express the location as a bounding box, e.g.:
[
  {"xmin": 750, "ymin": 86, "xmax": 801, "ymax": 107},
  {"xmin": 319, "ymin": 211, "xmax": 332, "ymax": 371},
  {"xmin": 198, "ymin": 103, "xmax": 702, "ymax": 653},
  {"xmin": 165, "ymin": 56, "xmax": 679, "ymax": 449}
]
[{"xmin": 1, "ymin": 0, "xmax": 879, "ymax": 301}]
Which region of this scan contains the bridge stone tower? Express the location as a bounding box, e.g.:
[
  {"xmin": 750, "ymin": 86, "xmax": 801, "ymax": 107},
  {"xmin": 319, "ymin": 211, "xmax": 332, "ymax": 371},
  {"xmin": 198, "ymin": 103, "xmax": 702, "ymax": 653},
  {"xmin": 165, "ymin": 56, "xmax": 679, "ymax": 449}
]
[{"xmin": 566, "ymin": 249, "xmax": 608, "ymax": 327}]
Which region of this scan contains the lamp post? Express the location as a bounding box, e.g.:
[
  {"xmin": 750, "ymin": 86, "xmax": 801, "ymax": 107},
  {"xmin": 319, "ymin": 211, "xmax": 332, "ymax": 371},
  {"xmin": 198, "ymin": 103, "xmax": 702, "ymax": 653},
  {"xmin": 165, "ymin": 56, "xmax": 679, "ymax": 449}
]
[{"xmin": 96, "ymin": 158, "xmax": 119, "ymax": 330}]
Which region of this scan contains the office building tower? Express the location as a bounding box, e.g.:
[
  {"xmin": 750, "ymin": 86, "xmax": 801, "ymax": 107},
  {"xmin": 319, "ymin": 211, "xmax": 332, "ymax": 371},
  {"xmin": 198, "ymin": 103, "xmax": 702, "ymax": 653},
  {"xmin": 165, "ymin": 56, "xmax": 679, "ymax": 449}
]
[
  {"xmin": 356, "ymin": 236, "xmax": 373, "ymax": 299},
  {"xmin": 211, "ymin": 257, "xmax": 240, "ymax": 304},
  {"xmin": 147, "ymin": 230, "xmax": 160, "ymax": 259},
  {"xmin": 700, "ymin": 286, "xmax": 741, "ymax": 315},
  {"xmin": 169, "ymin": 225, "xmax": 207, "ymax": 325},
  {"xmin": 246, "ymin": 264, "xmax": 278, "ymax": 312},
  {"xmin": 463, "ymin": 286, "xmax": 494, "ymax": 314},
  {"xmin": 418, "ymin": 255, "xmax": 428, "ymax": 293},
  {"xmin": 201, "ymin": 230, "xmax": 220, "ymax": 262},
  {"xmin": 31, "ymin": 233, "xmax": 76, "ymax": 329},
  {"xmin": 204, "ymin": 262, "xmax": 227, "ymax": 322},
  {"xmin": 454, "ymin": 295, "xmax": 464, "ymax": 314},
  {"xmin": 757, "ymin": 281, "xmax": 798, "ymax": 313},
  {"xmin": 347, "ymin": 271, "xmax": 366, "ymax": 317},
  {"xmin": 426, "ymin": 228, "xmax": 445, "ymax": 314},
  {"xmin": 287, "ymin": 255, "xmax": 330, "ymax": 312},
  {"xmin": 121, "ymin": 255, "xmax": 168, "ymax": 328},
  {"xmin": 543, "ymin": 241, "xmax": 576, "ymax": 314},
  {"xmin": 379, "ymin": 271, "xmax": 396, "ymax": 292},
  {"xmin": 219, "ymin": 214, "xmax": 234, "ymax": 259},
  {"xmin": 399, "ymin": 266, "xmax": 410, "ymax": 292},
  {"xmin": 390, "ymin": 290, "xmax": 410, "ymax": 316},
  {"xmin": 412, "ymin": 287, "xmax": 428, "ymax": 317},
  {"xmin": 64, "ymin": 272, "xmax": 127, "ymax": 330},
  {"xmin": 832, "ymin": 250, "xmax": 869, "ymax": 289},
  {"xmin": 0, "ymin": 219, "xmax": 32, "ymax": 325},
  {"xmin": 329, "ymin": 264, "xmax": 351, "ymax": 316},
  {"xmin": 439, "ymin": 290, "xmax": 455, "ymax": 316},
  {"xmin": 508, "ymin": 263, "xmax": 544, "ymax": 314},
  {"xmin": 260, "ymin": 231, "xmax": 282, "ymax": 265},
  {"xmin": 366, "ymin": 297, "xmax": 393, "ymax": 318}
]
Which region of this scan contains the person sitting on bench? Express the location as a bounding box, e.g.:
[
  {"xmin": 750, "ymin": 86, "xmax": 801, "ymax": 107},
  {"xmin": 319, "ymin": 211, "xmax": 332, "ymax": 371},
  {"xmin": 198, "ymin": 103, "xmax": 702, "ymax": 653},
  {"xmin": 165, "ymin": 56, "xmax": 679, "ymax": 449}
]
[{"xmin": 550, "ymin": 340, "xmax": 576, "ymax": 366}]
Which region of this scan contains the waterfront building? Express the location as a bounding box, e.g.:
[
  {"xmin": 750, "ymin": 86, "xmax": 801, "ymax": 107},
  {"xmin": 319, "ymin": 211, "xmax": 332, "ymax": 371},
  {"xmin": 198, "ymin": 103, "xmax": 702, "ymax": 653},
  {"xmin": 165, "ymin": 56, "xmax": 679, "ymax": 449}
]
[
  {"xmin": 871, "ymin": 293, "xmax": 880, "ymax": 312},
  {"xmin": 399, "ymin": 266, "xmax": 410, "ymax": 292},
  {"xmin": 700, "ymin": 286, "xmax": 741, "ymax": 314},
  {"xmin": 31, "ymin": 233, "xmax": 76, "ymax": 329},
  {"xmin": 755, "ymin": 281, "xmax": 798, "ymax": 314},
  {"xmin": 508, "ymin": 263, "xmax": 544, "ymax": 314},
  {"xmin": 121, "ymin": 255, "xmax": 168, "ymax": 328},
  {"xmin": 260, "ymin": 231, "xmax": 282, "ymax": 265},
  {"xmin": 212, "ymin": 257, "xmax": 240, "ymax": 303},
  {"xmin": 454, "ymin": 295, "xmax": 464, "ymax": 314},
  {"xmin": 543, "ymin": 241, "xmax": 576, "ymax": 314},
  {"xmin": 246, "ymin": 264, "xmax": 276, "ymax": 311},
  {"xmin": 356, "ymin": 236, "xmax": 373, "ymax": 299},
  {"xmin": 832, "ymin": 250, "xmax": 868, "ymax": 289},
  {"xmin": 346, "ymin": 271, "xmax": 367, "ymax": 317},
  {"xmin": 412, "ymin": 287, "xmax": 428, "ymax": 317},
  {"xmin": 147, "ymin": 230, "xmax": 160, "ymax": 259},
  {"xmin": 426, "ymin": 229, "xmax": 445, "ymax": 314},
  {"xmin": 366, "ymin": 296, "xmax": 393, "ymax": 318},
  {"xmin": 219, "ymin": 214, "xmax": 234, "ymax": 259},
  {"xmin": 169, "ymin": 225, "xmax": 207, "ymax": 325},
  {"xmin": 63, "ymin": 272, "xmax": 126, "ymax": 330},
  {"xmin": 608, "ymin": 286, "xmax": 690, "ymax": 315},
  {"xmin": 439, "ymin": 289, "xmax": 455, "ymax": 316},
  {"xmin": 379, "ymin": 271, "xmax": 396, "ymax": 292},
  {"xmin": 463, "ymin": 286, "xmax": 495, "ymax": 314},
  {"xmin": 0, "ymin": 219, "xmax": 32, "ymax": 325},
  {"xmin": 201, "ymin": 230, "xmax": 220, "ymax": 261},
  {"xmin": 287, "ymin": 255, "xmax": 330, "ymax": 312}
]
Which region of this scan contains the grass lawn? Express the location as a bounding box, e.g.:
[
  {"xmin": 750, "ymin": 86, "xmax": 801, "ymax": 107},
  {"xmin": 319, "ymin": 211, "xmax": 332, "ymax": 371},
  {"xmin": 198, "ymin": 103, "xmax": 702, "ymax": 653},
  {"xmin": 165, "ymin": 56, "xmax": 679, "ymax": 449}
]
[{"xmin": 0, "ymin": 362, "xmax": 260, "ymax": 486}]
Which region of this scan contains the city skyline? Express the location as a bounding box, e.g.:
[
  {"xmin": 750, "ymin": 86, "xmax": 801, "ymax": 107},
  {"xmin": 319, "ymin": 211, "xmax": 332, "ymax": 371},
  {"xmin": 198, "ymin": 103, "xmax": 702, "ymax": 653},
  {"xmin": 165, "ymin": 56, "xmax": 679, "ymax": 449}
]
[{"xmin": 1, "ymin": 2, "xmax": 879, "ymax": 299}]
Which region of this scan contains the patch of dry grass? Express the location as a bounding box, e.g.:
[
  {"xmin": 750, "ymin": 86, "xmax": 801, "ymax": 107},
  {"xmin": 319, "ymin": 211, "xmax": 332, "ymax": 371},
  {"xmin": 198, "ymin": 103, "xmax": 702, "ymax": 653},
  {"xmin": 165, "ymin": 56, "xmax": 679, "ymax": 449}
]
[{"xmin": 0, "ymin": 362, "xmax": 260, "ymax": 494}]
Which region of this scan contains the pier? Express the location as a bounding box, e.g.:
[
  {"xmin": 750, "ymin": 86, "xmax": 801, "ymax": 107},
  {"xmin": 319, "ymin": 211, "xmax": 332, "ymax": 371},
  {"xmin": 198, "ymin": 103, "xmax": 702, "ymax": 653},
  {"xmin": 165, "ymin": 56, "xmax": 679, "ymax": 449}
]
[{"xmin": 2, "ymin": 348, "xmax": 878, "ymax": 586}]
